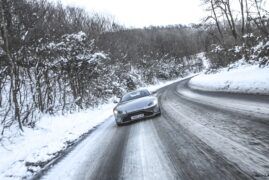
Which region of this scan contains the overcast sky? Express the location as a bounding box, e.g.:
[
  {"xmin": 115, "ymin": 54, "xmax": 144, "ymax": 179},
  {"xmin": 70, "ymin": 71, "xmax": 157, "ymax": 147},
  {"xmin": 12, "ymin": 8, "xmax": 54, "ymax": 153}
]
[
  {"xmin": 53, "ymin": 0, "xmax": 269, "ymax": 28},
  {"xmin": 53, "ymin": 0, "xmax": 206, "ymax": 28}
]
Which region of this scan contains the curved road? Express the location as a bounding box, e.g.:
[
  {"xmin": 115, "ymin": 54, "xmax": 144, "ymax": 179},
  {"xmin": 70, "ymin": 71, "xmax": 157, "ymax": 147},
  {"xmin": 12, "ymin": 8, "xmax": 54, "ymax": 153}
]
[{"xmin": 43, "ymin": 78, "xmax": 269, "ymax": 180}]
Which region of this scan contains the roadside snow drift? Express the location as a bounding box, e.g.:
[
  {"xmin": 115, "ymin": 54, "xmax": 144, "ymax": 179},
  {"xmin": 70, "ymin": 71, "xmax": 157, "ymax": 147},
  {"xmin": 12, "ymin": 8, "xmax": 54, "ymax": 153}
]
[
  {"xmin": 0, "ymin": 103, "xmax": 114, "ymax": 180},
  {"xmin": 189, "ymin": 62, "xmax": 269, "ymax": 95}
]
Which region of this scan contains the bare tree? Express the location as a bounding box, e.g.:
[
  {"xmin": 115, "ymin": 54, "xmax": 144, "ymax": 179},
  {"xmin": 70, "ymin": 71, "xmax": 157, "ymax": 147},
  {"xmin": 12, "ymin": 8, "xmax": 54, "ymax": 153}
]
[
  {"xmin": 0, "ymin": 0, "xmax": 23, "ymax": 130},
  {"xmin": 251, "ymin": 0, "xmax": 268, "ymax": 35},
  {"xmin": 217, "ymin": 0, "xmax": 238, "ymax": 40},
  {"xmin": 203, "ymin": 0, "xmax": 224, "ymax": 42},
  {"xmin": 239, "ymin": 0, "xmax": 245, "ymax": 35}
]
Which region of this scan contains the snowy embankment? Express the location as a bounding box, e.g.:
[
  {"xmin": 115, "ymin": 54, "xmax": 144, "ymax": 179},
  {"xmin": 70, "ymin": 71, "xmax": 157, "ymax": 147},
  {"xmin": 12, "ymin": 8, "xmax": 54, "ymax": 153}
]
[
  {"xmin": 0, "ymin": 103, "xmax": 114, "ymax": 180},
  {"xmin": 189, "ymin": 62, "xmax": 269, "ymax": 95},
  {"xmin": 0, "ymin": 75, "xmax": 192, "ymax": 180}
]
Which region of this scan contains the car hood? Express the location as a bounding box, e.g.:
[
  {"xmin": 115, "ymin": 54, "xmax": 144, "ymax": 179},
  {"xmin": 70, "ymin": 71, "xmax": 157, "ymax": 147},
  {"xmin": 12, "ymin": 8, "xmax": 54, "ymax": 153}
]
[{"xmin": 116, "ymin": 96, "xmax": 156, "ymax": 113}]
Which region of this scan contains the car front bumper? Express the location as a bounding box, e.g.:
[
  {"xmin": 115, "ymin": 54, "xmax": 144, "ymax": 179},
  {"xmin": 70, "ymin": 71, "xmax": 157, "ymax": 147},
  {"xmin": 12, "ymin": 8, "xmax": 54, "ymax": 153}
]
[{"xmin": 114, "ymin": 105, "xmax": 161, "ymax": 125}]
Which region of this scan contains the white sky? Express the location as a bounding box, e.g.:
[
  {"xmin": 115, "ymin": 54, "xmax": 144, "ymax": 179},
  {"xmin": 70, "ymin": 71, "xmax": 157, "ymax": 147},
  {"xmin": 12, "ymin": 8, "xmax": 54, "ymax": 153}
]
[
  {"xmin": 52, "ymin": 0, "xmax": 269, "ymax": 28},
  {"xmin": 53, "ymin": 0, "xmax": 205, "ymax": 28}
]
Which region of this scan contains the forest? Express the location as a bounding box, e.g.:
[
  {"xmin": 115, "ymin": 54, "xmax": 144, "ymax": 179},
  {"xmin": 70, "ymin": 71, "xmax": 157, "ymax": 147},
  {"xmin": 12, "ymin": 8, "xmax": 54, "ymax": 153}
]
[{"xmin": 0, "ymin": 0, "xmax": 268, "ymax": 133}]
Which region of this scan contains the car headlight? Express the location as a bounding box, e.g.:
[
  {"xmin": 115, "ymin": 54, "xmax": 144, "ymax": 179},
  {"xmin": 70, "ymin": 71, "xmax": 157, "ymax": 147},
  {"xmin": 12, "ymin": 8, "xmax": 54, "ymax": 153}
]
[
  {"xmin": 114, "ymin": 109, "xmax": 125, "ymax": 115},
  {"xmin": 148, "ymin": 99, "xmax": 158, "ymax": 106},
  {"xmin": 113, "ymin": 109, "xmax": 118, "ymax": 115}
]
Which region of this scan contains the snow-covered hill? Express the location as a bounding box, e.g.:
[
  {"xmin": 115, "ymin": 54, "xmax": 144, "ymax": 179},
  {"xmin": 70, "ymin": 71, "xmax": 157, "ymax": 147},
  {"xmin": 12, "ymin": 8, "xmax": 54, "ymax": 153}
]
[
  {"xmin": 189, "ymin": 61, "xmax": 269, "ymax": 95},
  {"xmin": 189, "ymin": 39, "xmax": 269, "ymax": 95}
]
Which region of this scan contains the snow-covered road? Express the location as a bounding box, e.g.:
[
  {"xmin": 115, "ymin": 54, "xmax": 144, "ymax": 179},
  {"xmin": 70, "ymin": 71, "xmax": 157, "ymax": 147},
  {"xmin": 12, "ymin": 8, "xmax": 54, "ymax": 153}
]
[{"xmin": 42, "ymin": 79, "xmax": 269, "ymax": 180}]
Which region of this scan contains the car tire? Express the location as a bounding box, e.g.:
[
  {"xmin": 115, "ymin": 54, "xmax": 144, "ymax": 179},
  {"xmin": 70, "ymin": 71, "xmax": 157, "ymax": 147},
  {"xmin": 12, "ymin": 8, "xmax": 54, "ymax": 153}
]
[
  {"xmin": 156, "ymin": 108, "xmax": 161, "ymax": 116},
  {"xmin": 116, "ymin": 122, "xmax": 123, "ymax": 126}
]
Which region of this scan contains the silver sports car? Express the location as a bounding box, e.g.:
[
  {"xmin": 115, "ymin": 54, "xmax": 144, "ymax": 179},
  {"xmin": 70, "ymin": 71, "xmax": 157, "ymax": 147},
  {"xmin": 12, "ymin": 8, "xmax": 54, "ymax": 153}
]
[{"xmin": 113, "ymin": 89, "xmax": 161, "ymax": 126}]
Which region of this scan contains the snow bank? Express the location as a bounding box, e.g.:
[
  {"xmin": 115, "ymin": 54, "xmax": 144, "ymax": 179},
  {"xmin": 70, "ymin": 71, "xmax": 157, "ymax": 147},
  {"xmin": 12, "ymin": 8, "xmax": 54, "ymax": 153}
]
[
  {"xmin": 0, "ymin": 103, "xmax": 114, "ymax": 180},
  {"xmin": 189, "ymin": 62, "xmax": 269, "ymax": 95}
]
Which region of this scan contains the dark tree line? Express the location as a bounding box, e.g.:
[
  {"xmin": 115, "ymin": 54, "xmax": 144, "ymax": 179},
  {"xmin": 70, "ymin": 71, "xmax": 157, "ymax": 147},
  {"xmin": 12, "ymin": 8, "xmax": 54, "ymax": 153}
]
[{"xmin": 96, "ymin": 24, "xmax": 211, "ymax": 82}]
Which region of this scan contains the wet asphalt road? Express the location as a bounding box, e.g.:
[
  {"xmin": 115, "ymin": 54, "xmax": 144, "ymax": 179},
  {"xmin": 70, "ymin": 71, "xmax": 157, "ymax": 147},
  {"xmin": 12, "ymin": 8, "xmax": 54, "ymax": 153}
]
[{"xmin": 43, "ymin": 78, "xmax": 269, "ymax": 180}]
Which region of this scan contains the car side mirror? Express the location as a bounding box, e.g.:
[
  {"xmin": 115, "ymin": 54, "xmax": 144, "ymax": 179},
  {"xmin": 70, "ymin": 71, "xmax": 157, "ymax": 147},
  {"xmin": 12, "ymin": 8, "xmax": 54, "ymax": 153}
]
[
  {"xmin": 113, "ymin": 99, "xmax": 119, "ymax": 104},
  {"xmin": 151, "ymin": 90, "xmax": 157, "ymax": 95},
  {"xmin": 113, "ymin": 97, "xmax": 120, "ymax": 104}
]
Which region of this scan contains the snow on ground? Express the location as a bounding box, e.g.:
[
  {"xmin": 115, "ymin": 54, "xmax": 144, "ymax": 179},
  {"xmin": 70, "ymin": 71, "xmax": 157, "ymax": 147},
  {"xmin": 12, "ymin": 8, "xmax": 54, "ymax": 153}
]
[
  {"xmin": 189, "ymin": 61, "xmax": 269, "ymax": 95},
  {"xmin": 0, "ymin": 75, "xmax": 193, "ymax": 180},
  {"xmin": 0, "ymin": 103, "xmax": 114, "ymax": 180},
  {"xmin": 197, "ymin": 52, "xmax": 211, "ymax": 70}
]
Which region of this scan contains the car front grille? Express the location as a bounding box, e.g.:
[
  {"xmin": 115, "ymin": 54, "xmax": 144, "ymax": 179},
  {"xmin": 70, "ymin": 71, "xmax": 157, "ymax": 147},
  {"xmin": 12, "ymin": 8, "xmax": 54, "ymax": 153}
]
[{"xmin": 122, "ymin": 109, "xmax": 155, "ymax": 122}]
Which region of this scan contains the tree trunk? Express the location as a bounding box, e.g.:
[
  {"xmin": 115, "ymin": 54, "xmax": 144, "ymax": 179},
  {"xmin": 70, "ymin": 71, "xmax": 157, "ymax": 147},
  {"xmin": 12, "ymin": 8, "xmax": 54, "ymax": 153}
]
[
  {"xmin": 254, "ymin": 0, "xmax": 268, "ymax": 35},
  {"xmin": 239, "ymin": 0, "xmax": 245, "ymax": 35},
  {"xmin": 0, "ymin": 0, "xmax": 23, "ymax": 131},
  {"xmin": 226, "ymin": 0, "xmax": 237, "ymax": 40},
  {"xmin": 211, "ymin": 0, "xmax": 224, "ymax": 42}
]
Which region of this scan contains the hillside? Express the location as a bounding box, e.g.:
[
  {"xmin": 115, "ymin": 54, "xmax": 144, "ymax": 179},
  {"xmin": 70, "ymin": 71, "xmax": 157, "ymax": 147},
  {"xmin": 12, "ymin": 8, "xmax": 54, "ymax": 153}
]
[{"xmin": 189, "ymin": 37, "xmax": 269, "ymax": 95}]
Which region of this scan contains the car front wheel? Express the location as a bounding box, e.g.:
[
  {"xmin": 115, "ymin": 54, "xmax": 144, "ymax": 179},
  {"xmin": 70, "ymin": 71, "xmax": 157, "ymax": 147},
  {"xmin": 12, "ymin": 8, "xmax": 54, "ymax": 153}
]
[{"xmin": 116, "ymin": 122, "xmax": 123, "ymax": 126}]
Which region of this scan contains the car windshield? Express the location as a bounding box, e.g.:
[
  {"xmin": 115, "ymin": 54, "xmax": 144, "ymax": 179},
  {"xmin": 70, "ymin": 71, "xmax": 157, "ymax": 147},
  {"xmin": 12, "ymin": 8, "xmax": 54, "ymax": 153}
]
[{"xmin": 121, "ymin": 90, "xmax": 150, "ymax": 102}]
